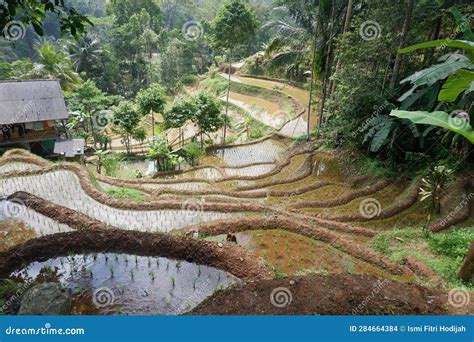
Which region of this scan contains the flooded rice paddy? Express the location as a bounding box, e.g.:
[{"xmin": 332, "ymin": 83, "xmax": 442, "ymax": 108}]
[{"xmin": 12, "ymin": 253, "xmax": 237, "ymax": 315}]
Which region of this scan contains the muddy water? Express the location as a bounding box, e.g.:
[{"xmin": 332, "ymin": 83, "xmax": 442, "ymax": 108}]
[
  {"xmin": 231, "ymin": 75, "xmax": 318, "ymax": 130},
  {"xmin": 208, "ymin": 230, "xmax": 388, "ymax": 278},
  {"xmin": 12, "ymin": 253, "xmax": 237, "ymax": 316},
  {"xmin": 226, "ymin": 92, "xmax": 290, "ymax": 129}
]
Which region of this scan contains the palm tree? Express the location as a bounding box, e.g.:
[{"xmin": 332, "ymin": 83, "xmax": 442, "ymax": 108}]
[
  {"xmin": 20, "ymin": 40, "xmax": 81, "ymax": 91},
  {"xmin": 264, "ymin": 0, "xmax": 346, "ymax": 135},
  {"xmin": 69, "ymin": 34, "xmax": 102, "ymax": 74}
]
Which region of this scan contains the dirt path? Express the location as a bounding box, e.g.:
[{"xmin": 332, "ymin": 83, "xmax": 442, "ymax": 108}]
[{"xmin": 189, "ymin": 274, "xmax": 473, "ymax": 315}]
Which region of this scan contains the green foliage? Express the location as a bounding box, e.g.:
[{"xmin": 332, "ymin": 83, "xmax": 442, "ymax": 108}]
[
  {"xmin": 293, "ymin": 134, "xmax": 309, "ymax": 145},
  {"xmin": 390, "ymin": 110, "xmax": 474, "ymax": 144},
  {"xmin": 147, "ymin": 136, "xmax": 184, "ymax": 171},
  {"xmin": 363, "ymin": 116, "xmax": 397, "ymax": 153},
  {"xmin": 371, "ymin": 228, "xmax": 472, "ymax": 288},
  {"xmin": 428, "ymin": 229, "xmax": 474, "ymax": 259},
  {"xmin": 0, "ymin": 0, "xmax": 92, "ymax": 38},
  {"xmin": 3, "ymin": 42, "xmax": 81, "ymax": 91},
  {"xmin": 132, "ymin": 127, "xmax": 147, "ymax": 144},
  {"xmin": 210, "ymin": 0, "xmax": 259, "ymax": 50},
  {"xmin": 182, "ymin": 142, "xmax": 204, "ymax": 166},
  {"xmin": 399, "ymin": 39, "xmax": 474, "ymax": 57},
  {"xmin": 112, "ymin": 100, "xmax": 142, "ymax": 154},
  {"xmin": 192, "ymin": 92, "xmax": 225, "ymax": 136},
  {"xmin": 200, "ymin": 77, "xmax": 228, "ymax": 95},
  {"xmin": 398, "ymin": 54, "xmax": 473, "ymax": 102},
  {"xmin": 180, "ymin": 74, "xmax": 199, "ymax": 85},
  {"xmin": 438, "ymin": 69, "xmax": 474, "ymax": 102},
  {"xmin": 105, "ymin": 187, "xmax": 146, "ymax": 202},
  {"xmin": 113, "ymin": 101, "xmax": 141, "ymax": 132},
  {"xmin": 357, "ymin": 155, "xmax": 396, "ymax": 179},
  {"xmin": 102, "ymin": 153, "xmax": 123, "ymax": 177},
  {"xmin": 371, "ymin": 229, "xmax": 423, "ymax": 255},
  {"xmin": 66, "ymin": 80, "xmax": 116, "ymax": 134},
  {"xmin": 163, "ymin": 98, "xmax": 197, "ymax": 129},
  {"xmin": 136, "ymin": 84, "xmax": 167, "ymax": 115},
  {"xmin": 273, "ymin": 266, "xmax": 286, "ymax": 279},
  {"xmin": 419, "ymin": 165, "xmax": 454, "ymax": 214}
]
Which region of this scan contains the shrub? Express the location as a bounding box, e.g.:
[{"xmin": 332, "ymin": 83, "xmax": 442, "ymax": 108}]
[
  {"xmin": 102, "ymin": 153, "xmax": 123, "ymax": 177},
  {"xmin": 428, "ymin": 229, "xmax": 474, "ymax": 259},
  {"xmin": 182, "ymin": 142, "xmax": 204, "ymax": 166},
  {"xmin": 180, "ymin": 74, "xmax": 199, "ymax": 85}
]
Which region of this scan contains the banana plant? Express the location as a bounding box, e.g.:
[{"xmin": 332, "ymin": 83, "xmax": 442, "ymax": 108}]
[{"xmin": 390, "ymin": 39, "xmax": 474, "ymax": 143}]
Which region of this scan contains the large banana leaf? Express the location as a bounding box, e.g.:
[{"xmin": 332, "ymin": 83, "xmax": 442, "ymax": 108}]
[
  {"xmin": 438, "ymin": 69, "xmax": 474, "ymax": 102},
  {"xmin": 390, "ymin": 110, "xmax": 474, "ymax": 144},
  {"xmin": 398, "ymin": 55, "xmax": 473, "ymax": 101},
  {"xmin": 398, "ymin": 40, "xmax": 474, "ymax": 59}
]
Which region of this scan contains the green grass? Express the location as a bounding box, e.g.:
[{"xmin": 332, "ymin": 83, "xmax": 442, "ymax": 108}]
[
  {"xmin": 105, "ymin": 187, "xmax": 146, "ymax": 202},
  {"xmin": 428, "ymin": 228, "xmax": 474, "ymax": 259},
  {"xmin": 371, "ymin": 227, "xmax": 474, "ymax": 289},
  {"xmin": 357, "ymin": 156, "xmax": 396, "ymax": 178}
]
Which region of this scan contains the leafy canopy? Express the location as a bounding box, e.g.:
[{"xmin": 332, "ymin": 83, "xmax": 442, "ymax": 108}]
[
  {"xmin": 0, "ymin": 0, "xmax": 92, "ymax": 37},
  {"xmin": 67, "ymin": 80, "xmax": 115, "ymax": 115},
  {"xmin": 163, "ymin": 98, "xmax": 197, "ymax": 129},
  {"xmin": 136, "ymin": 84, "xmax": 167, "ymax": 115},
  {"xmin": 192, "ymin": 92, "xmax": 225, "ymax": 134},
  {"xmin": 210, "ymin": 0, "xmax": 259, "ymax": 50},
  {"xmin": 112, "ymin": 101, "xmax": 141, "ymax": 133}
]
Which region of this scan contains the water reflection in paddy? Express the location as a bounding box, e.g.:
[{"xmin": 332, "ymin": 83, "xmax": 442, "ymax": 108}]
[{"xmin": 12, "ymin": 253, "xmax": 238, "ymax": 316}]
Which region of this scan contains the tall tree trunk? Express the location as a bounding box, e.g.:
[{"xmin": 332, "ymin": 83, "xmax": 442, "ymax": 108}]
[
  {"xmin": 423, "ymin": 16, "xmax": 442, "ymax": 67},
  {"xmin": 389, "ymin": 0, "xmax": 416, "ymax": 90},
  {"xmin": 318, "ymin": 0, "xmax": 336, "ymax": 128},
  {"xmin": 223, "ymin": 49, "xmax": 232, "ymax": 144},
  {"xmin": 307, "ymin": 35, "xmax": 318, "ymax": 139},
  {"xmin": 151, "ymin": 110, "xmax": 155, "ymax": 138},
  {"xmin": 459, "ymin": 241, "xmax": 474, "ymax": 282},
  {"xmin": 330, "ymin": 0, "xmax": 353, "ymax": 95}
]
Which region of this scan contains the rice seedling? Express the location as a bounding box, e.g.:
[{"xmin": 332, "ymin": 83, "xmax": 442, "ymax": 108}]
[{"xmin": 109, "ymin": 265, "xmax": 115, "ymax": 277}]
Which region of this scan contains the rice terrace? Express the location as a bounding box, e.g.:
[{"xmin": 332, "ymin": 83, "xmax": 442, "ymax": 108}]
[{"xmin": 0, "ymin": 0, "xmax": 473, "ymax": 318}]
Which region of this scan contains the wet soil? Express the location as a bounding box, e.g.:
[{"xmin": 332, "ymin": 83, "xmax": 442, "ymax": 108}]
[{"xmin": 189, "ymin": 273, "xmax": 473, "ymax": 315}]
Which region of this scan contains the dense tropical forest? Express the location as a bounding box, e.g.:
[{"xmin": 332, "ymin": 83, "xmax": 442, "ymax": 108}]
[{"xmin": 0, "ymin": 0, "xmax": 473, "ymax": 316}]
